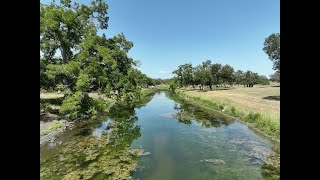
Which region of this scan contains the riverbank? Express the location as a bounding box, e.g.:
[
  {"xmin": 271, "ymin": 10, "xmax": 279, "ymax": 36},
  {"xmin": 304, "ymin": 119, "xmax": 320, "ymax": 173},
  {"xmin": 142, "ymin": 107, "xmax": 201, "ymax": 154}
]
[
  {"xmin": 40, "ymin": 88, "xmax": 159, "ymax": 144},
  {"xmin": 172, "ymin": 85, "xmax": 280, "ymax": 141}
]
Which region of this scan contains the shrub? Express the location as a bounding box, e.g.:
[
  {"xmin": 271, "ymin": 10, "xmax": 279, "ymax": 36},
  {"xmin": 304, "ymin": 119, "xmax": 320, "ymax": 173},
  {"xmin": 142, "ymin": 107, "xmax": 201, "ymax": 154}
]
[{"xmin": 245, "ymin": 112, "xmax": 261, "ymax": 123}]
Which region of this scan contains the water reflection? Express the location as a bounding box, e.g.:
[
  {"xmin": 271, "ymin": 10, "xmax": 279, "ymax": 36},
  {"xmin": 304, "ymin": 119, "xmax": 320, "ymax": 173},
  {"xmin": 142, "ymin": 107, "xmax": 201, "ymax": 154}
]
[
  {"xmin": 41, "ymin": 90, "xmax": 280, "ymax": 180},
  {"xmin": 167, "ymin": 91, "xmax": 234, "ymax": 128},
  {"xmin": 40, "ymin": 91, "xmax": 157, "ymax": 179}
]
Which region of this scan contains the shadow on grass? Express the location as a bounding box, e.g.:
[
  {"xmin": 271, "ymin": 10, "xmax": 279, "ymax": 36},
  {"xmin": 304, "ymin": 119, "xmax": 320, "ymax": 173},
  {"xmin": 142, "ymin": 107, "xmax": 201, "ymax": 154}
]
[
  {"xmin": 40, "ymin": 97, "xmax": 64, "ymax": 105},
  {"xmin": 263, "ymin": 95, "xmax": 280, "ymax": 101},
  {"xmin": 40, "ymin": 113, "xmax": 60, "ymax": 122},
  {"xmin": 271, "ymin": 85, "xmax": 280, "ymax": 87}
]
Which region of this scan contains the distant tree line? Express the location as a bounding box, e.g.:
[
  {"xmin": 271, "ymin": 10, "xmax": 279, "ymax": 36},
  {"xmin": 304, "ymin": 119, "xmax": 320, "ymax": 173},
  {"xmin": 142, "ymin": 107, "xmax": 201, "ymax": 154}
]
[{"xmin": 170, "ymin": 60, "xmax": 270, "ymax": 90}]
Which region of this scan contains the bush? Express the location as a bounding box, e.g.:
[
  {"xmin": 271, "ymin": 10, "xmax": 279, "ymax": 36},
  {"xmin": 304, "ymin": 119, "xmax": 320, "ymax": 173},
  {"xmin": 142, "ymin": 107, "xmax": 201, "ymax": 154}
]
[
  {"xmin": 169, "ymin": 82, "xmax": 178, "ymax": 92},
  {"xmin": 245, "ymin": 112, "xmax": 261, "ymax": 123},
  {"xmin": 60, "ymin": 90, "xmax": 111, "ymax": 120}
]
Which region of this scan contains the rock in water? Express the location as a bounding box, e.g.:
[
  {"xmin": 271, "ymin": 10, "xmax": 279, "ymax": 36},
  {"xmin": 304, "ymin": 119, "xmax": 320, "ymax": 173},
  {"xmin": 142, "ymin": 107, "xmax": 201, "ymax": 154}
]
[{"xmin": 200, "ymin": 159, "xmax": 225, "ymax": 165}]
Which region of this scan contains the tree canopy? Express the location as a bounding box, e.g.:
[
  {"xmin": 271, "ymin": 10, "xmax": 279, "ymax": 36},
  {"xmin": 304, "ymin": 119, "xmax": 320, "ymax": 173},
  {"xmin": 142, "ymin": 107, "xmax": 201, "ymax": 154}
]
[
  {"xmin": 172, "ymin": 60, "xmax": 270, "ymax": 90},
  {"xmin": 263, "ymin": 33, "xmax": 280, "ymax": 73},
  {"xmin": 40, "ymin": 0, "xmax": 151, "ymax": 120}
]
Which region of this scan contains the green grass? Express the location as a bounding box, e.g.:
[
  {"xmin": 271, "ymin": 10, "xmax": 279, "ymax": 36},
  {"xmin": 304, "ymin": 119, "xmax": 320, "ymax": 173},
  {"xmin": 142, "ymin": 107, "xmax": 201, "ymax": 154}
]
[
  {"xmin": 49, "ymin": 123, "xmax": 63, "ymax": 130},
  {"xmin": 156, "ymin": 84, "xmax": 170, "ymax": 90},
  {"xmin": 176, "ymin": 89, "xmax": 280, "ymax": 139},
  {"xmin": 40, "ymin": 122, "xmax": 64, "ymax": 137}
]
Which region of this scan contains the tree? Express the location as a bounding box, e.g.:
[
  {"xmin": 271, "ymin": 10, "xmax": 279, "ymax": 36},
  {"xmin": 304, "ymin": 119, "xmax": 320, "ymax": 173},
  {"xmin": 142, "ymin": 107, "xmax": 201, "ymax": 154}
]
[
  {"xmin": 41, "ymin": 0, "xmax": 145, "ymax": 120},
  {"xmin": 41, "ymin": 0, "xmax": 109, "ymax": 87},
  {"xmin": 263, "ymin": 33, "xmax": 280, "ymax": 73},
  {"xmin": 200, "ymin": 60, "xmax": 213, "ymax": 90},
  {"xmin": 258, "ymin": 75, "xmax": 270, "ymax": 85},
  {"xmin": 169, "ymin": 78, "xmax": 178, "ymax": 93},
  {"xmin": 210, "ymin": 63, "xmax": 222, "ymax": 87},
  {"xmin": 234, "ymin": 70, "xmax": 244, "ymax": 86},
  {"xmin": 220, "ymin": 64, "xmax": 234, "ymax": 87},
  {"xmin": 244, "ymin": 71, "xmax": 259, "ymax": 87},
  {"xmin": 269, "ymin": 71, "xmax": 280, "ymax": 83},
  {"xmin": 172, "ymin": 63, "xmax": 193, "ymax": 89}
]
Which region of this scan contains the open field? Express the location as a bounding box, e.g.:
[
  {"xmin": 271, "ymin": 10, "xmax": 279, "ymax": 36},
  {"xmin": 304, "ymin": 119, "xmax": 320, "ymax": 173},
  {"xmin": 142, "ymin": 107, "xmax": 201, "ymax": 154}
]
[{"xmin": 177, "ymin": 84, "xmax": 280, "ymax": 138}]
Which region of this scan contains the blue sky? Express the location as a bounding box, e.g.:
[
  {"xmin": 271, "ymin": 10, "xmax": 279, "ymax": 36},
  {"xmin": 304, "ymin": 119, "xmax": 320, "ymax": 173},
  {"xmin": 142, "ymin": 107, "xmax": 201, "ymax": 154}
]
[{"xmin": 41, "ymin": 0, "xmax": 280, "ymax": 79}]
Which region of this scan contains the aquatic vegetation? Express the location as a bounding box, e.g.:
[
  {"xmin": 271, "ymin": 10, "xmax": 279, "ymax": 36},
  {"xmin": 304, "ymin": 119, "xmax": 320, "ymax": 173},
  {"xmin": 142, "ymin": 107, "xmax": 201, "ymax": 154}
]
[{"xmin": 200, "ymin": 159, "xmax": 225, "ymax": 165}]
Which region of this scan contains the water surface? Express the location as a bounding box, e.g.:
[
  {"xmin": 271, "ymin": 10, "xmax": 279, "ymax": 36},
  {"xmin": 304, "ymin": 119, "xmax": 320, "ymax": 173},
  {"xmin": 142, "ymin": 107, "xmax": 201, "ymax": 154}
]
[{"xmin": 40, "ymin": 91, "xmax": 280, "ymax": 179}]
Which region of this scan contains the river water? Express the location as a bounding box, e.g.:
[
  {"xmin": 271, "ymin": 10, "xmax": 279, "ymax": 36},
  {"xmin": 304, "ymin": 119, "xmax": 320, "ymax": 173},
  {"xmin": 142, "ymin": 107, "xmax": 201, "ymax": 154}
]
[{"xmin": 40, "ymin": 91, "xmax": 280, "ymax": 179}]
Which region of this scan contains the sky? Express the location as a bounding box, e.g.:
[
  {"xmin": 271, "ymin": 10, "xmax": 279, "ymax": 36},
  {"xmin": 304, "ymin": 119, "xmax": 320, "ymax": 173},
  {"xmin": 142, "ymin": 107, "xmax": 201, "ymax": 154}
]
[{"xmin": 41, "ymin": 0, "xmax": 280, "ymax": 79}]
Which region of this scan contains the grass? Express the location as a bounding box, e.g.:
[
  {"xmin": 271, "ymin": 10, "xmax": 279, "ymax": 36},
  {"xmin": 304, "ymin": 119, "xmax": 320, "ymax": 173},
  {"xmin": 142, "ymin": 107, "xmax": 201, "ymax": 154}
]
[
  {"xmin": 40, "ymin": 92, "xmax": 64, "ymax": 99},
  {"xmin": 177, "ymin": 84, "xmax": 280, "ymax": 139},
  {"xmin": 156, "ymin": 84, "xmax": 170, "ymax": 90},
  {"xmin": 40, "ymin": 122, "xmax": 64, "ymax": 137},
  {"xmin": 49, "ymin": 123, "xmax": 63, "ymax": 130}
]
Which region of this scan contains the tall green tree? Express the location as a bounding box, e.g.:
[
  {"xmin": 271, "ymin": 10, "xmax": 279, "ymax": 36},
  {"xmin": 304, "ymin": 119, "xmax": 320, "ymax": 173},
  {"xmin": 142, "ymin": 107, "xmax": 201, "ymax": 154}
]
[
  {"xmin": 41, "ymin": 0, "xmax": 144, "ymax": 120},
  {"xmin": 210, "ymin": 63, "xmax": 222, "ymax": 87},
  {"xmin": 263, "ymin": 33, "xmax": 280, "ymax": 73},
  {"xmin": 269, "ymin": 71, "xmax": 280, "ymax": 83},
  {"xmin": 244, "ymin": 71, "xmax": 259, "ymax": 87},
  {"xmin": 173, "ymin": 63, "xmax": 193, "ymax": 89},
  {"xmin": 220, "ymin": 64, "xmax": 234, "ymax": 87},
  {"xmin": 234, "ymin": 70, "xmax": 244, "ymax": 86}
]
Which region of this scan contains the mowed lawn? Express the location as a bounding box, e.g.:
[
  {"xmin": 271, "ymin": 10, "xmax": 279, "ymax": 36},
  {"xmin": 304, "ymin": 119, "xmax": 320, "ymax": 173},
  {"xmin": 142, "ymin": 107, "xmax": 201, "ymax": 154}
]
[{"xmin": 181, "ymin": 84, "xmax": 280, "ymax": 122}]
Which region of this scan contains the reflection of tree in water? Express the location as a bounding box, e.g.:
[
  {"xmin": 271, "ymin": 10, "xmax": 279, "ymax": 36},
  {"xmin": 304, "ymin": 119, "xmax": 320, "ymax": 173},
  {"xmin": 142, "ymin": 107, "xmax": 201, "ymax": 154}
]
[
  {"xmin": 107, "ymin": 105, "xmax": 141, "ymax": 149},
  {"xmin": 41, "ymin": 92, "xmax": 156, "ymax": 180},
  {"xmin": 170, "ymin": 95, "xmax": 235, "ymax": 128}
]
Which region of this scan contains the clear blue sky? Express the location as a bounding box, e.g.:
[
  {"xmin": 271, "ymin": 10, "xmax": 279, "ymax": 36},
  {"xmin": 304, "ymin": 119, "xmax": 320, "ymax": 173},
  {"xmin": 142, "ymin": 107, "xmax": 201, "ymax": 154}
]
[{"xmin": 41, "ymin": 0, "xmax": 280, "ymax": 79}]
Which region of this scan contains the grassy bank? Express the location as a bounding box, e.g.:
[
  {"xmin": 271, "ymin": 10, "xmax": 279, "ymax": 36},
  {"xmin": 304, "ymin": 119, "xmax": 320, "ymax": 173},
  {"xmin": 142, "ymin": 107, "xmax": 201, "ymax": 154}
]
[{"xmin": 175, "ymin": 85, "xmax": 280, "ymax": 139}]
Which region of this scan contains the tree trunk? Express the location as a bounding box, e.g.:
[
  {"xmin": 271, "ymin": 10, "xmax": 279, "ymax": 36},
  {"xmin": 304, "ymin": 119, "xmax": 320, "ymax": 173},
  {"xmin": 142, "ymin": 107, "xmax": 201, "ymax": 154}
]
[{"xmin": 55, "ymin": 31, "xmax": 69, "ymax": 86}]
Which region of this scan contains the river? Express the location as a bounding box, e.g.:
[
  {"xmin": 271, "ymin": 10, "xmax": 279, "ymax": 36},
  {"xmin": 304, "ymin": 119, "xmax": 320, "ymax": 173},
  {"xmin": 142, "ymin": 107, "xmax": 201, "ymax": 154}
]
[{"xmin": 40, "ymin": 91, "xmax": 280, "ymax": 179}]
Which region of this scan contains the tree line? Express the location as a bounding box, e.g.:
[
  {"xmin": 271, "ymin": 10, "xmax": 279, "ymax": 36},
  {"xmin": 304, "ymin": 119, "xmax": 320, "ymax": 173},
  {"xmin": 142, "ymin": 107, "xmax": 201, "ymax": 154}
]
[
  {"xmin": 169, "ymin": 32, "xmax": 280, "ymax": 91},
  {"xmin": 171, "ymin": 60, "xmax": 270, "ymax": 91}
]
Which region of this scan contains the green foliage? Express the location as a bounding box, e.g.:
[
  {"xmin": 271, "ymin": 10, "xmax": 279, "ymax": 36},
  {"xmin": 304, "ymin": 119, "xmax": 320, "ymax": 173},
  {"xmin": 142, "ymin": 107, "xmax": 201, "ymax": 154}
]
[
  {"xmin": 173, "ymin": 60, "xmax": 269, "ymax": 89},
  {"xmin": 263, "ymin": 33, "xmax": 280, "ymax": 73},
  {"xmin": 59, "ymin": 91, "xmax": 86, "ymax": 119},
  {"xmin": 75, "ymin": 73, "xmax": 92, "ymax": 92},
  {"xmin": 258, "ymin": 75, "xmax": 270, "ymax": 85},
  {"xmin": 234, "ymin": 70, "xmax": 244, "ymax": 86},
  {"xmin": 41, "ymin": 0, "xmax": 152, "ymax": 120},
  {"xmin": 243, "ymin": 71, "xmax": 260, "ymax": 87},
  {"xmin": 169, "ymin": 80, "xmax": 178, "ymax": 92},
  {"xmin": 173, "ymin": 63, "xmax": 194, "ymax": 88},
  {"xmin": 230, "ymin": 107, "xmax": 237, "ymax": 116},
  {"xmin": 269, "ymin": 71, "xmax": 280, "ymax": 83},
  {"xmin": 220, "ymin": 64, "xmax": 234, "ymax": 85},
  {"xmin": 210, "ymin": 63, "xmax": 222, "ymax": 86},
  {"xmin": 60, "ymin": 91, "xmax": 111, "ymax": 120},
  {"xmin": 245, "ymin": 112, "xmax": 261, "ymax": 123}
]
